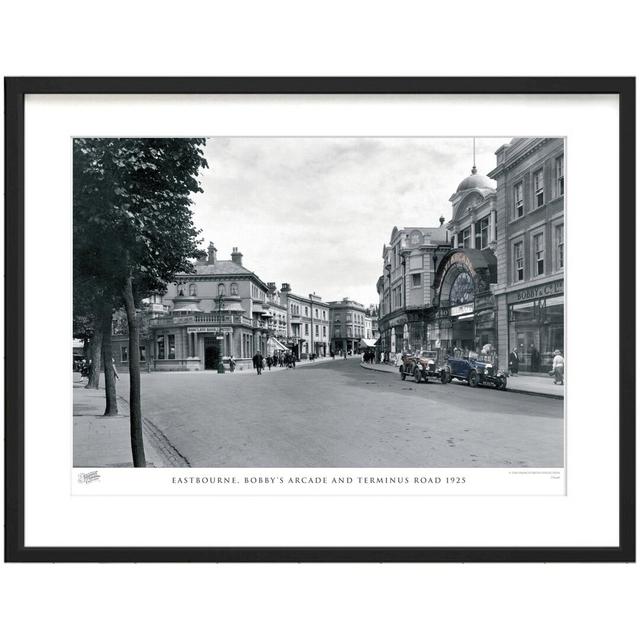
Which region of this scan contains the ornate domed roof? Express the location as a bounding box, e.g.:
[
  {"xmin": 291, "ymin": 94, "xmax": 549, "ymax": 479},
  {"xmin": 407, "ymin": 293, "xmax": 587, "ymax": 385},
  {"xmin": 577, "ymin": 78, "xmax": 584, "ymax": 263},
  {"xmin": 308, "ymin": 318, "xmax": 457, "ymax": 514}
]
[{"xmin": 456, "ymin": 166, "xmax": 495, "ymax": 192}]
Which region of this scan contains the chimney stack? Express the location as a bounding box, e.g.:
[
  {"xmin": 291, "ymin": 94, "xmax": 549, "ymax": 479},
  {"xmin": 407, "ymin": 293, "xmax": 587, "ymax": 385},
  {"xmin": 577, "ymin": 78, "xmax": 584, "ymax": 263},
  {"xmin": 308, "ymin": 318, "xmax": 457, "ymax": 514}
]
[
  {"xmin": 231, "ymin": 246, "xmax": 243, "ymax": 266},
  {"xmin": 207, "ymin": 242, "xmax": 217, "ymax": 265},
  {"xmin": 281, "ymin": 283, "xmax": 291, "ymax": 293}
]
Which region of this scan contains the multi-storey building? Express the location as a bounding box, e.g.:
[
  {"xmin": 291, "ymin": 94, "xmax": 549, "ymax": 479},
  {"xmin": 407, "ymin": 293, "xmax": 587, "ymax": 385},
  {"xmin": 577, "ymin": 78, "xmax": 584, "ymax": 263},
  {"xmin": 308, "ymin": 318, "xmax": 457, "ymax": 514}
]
[
  {"xmin": 428, "ymin": 139, "xmax": 564, "ymax": 373},
  {"xmin": 328, "ymin": 298, "xmax": 370, "ymax": 355},
  {"xmin": 377, "ymin": 224, "xmax": 450, "ymax": 356},
  {"xmin": 113, "ymin": 243, "xmax": 286, "ymax": 371},
  {"xmin": 431, "ymin": 165, "xmax": 499, "ymax": 354},
  {"xmin": 488, "ymin": 137, "xmax": 564, "ymax": 373},
  {"xmin": 279, "ymin": 284, "xmax": 330, "ymax": 359}
]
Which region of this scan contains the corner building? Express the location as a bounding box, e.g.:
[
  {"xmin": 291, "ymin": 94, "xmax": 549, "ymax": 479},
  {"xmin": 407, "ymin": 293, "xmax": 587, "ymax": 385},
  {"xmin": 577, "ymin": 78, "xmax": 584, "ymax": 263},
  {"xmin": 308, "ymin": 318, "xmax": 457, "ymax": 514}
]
[
  {"xmin": 377, "ymin": 224, "xmax": 450, "ymax": 356},
  {"xmin": 488, "ymin": 137, "xmax": 565, "ymax": 373}
]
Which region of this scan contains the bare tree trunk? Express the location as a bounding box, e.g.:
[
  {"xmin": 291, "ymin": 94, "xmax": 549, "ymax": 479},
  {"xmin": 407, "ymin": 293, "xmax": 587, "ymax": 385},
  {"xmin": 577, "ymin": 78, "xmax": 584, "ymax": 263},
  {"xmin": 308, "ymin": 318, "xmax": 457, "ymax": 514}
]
[
  {"xmin": 85, "ymin": 314, "xmax": 103, "ymax": 390},
  {"xmin": 123, "ymin": 276, "xmax": 146, "ymax": 467},
  {"xmin": 101, "ymin": 305, "xmax": 118, "ymax": 416}
]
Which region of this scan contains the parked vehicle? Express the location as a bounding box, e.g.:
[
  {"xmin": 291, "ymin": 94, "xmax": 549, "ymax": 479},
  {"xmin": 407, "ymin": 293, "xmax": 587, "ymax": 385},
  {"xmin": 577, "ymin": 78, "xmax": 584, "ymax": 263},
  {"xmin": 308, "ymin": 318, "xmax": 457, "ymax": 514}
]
[
  {"xmin": 399, "ymin": 350, "xmax": 447, "ymax": 384},
  {"xmin": 441, "ymin": 355, "xmax": 507, "ymax": 390}
]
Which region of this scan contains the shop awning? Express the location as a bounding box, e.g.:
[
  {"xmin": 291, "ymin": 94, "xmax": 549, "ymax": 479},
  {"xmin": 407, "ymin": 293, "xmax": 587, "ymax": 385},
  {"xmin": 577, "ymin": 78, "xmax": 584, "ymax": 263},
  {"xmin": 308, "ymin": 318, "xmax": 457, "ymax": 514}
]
[
  {"xmin": 359, "ymin": 338, "xmax": 377, "ymax": 348},
  {"xmin": 268, "ymin": 336, "xmax": 290, "ymax": 352}
]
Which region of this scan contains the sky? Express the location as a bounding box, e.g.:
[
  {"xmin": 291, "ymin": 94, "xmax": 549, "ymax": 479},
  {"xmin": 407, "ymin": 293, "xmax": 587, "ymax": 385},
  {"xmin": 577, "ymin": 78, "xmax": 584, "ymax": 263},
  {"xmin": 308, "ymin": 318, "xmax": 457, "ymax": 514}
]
[{"xmin": 190, "ymin": 137, "xmax": 512, "ymax": 306}]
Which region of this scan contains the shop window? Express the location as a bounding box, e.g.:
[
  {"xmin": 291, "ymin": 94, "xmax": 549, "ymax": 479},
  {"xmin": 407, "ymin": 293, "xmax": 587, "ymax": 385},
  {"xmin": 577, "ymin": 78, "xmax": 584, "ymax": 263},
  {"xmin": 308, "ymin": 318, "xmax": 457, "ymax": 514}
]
[
  {"xmin": 533, "ymin": 232, "xmax": 545, "ymax": 276},
  {"xmin": 121, "ymin": 346, "xmax": 128, "ymax": 363},
  {"xmin": 555, "ymin": 223, "xmax": 564, "ymax": 270},
  {"xmin": 513, "ymin": 241, "xmax": 524, "ymax": 282},
  {"xmin": 168, "ymin": 335, "xmax": 175, "ymax": 359},
  {"xmin": 533, "ymin": 168, "xmax": 544, "ymax": 207},
  {"xmin": 157, "ymin": 337, "xmax": 165, "ymax": 359},
  {"xmin": 412, "ymin": 273, "xmax": 421, "ymax": 287},
  {"xmin": 475, "ymin": 216, "xmax": 490, "ymax": 249},
  {"xmin": 555, "ymin": 155, "xmax": 564, "ymax": 197},
  {"xmin": 230, "ymin": 282, "xmax": 238, "ymax": 296},
  {"xmin": 514, "ymin": 182, "xmax": 524, "ymax": 218}
]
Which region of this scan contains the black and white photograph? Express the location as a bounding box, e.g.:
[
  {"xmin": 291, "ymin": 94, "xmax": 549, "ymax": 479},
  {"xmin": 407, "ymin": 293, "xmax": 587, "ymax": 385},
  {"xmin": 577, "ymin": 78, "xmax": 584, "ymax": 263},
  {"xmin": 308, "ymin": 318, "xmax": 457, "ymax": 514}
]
[{"xmin": 73, "ymin": 136, "xmax": 565, "ymax": 473}]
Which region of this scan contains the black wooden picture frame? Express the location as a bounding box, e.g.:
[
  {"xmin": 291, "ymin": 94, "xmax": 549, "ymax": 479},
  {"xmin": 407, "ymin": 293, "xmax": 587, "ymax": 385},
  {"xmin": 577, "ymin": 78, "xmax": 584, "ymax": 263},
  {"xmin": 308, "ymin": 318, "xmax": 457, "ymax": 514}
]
[{"xmin": 4, "ymin": 77, "xmax": 635, "ymax": 562}]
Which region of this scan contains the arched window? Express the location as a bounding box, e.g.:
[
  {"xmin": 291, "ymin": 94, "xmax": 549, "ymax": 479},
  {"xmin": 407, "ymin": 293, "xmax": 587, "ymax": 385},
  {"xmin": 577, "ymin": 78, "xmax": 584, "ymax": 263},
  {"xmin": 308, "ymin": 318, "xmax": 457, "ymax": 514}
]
[
  {"xmin": 218, "ymin": 283, "xmax": 226, "ymax": 297},
  {"xmin": 177, "ymin": 283, "xmax": 185, "ymax": 296},
  {"xmin": 230, "ymin": 282, "xmax": 239, "ymax": 296},
  {"xmin": 449, "ymin": 272, "xmax": 475, "ymax": 306},
  {"xmin": 188, "ymin": 283, "xmax": 197, "ymax": 297}
]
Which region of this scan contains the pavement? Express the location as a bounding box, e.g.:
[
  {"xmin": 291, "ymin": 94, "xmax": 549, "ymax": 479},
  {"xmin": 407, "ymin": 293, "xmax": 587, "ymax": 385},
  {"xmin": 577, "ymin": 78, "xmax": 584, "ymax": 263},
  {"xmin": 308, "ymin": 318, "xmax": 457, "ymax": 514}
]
[
  {"xmin": 74, "ymin": 357, "xmax": 564, "ymax": 468},
  {"xmin": 73, "ymin": 376, "xmax": 187, "ymax": 467},
  {"xmin": 360, "ymin": 362, "xmax": 565, "ymax": 399}
]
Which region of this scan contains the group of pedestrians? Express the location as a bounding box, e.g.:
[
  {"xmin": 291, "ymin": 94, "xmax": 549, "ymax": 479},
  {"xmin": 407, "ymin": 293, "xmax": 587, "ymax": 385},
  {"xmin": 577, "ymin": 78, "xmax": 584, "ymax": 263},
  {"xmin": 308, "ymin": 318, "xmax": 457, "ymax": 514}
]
[
  {"xmin": 508, "ymin": 347, "xmax": 564, "ymax": 385},
  {"xmin": 251, "ymin": 351, "xmax": 298, "ymax": 375},
  {"xmin": 361, "ymin": 351, "xmax": 375, "ymax": 364}
]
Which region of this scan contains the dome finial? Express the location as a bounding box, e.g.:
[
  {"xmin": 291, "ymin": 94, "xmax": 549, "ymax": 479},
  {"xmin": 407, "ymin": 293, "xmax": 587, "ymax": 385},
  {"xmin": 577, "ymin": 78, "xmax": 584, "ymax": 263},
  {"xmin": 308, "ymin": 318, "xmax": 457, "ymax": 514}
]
[{"xmin": 471, "ymin": 165, "xmax": 477, "ymax": 175}]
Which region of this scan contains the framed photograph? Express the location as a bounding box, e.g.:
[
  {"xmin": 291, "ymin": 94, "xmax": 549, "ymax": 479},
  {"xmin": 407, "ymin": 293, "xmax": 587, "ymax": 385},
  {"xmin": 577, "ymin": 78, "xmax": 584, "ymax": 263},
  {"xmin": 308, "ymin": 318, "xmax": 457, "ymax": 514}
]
[{"xmin": 5, "ymin": 77, "xmax": 635, "ymax": 562}]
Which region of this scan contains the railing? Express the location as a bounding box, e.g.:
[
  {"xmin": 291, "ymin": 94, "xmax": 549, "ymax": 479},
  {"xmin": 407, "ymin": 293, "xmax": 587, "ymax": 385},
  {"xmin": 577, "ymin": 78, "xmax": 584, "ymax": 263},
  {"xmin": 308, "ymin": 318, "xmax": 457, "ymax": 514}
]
[{"xmin": 150, "ymin": 313, "xmax": 252, "ymax": 327}]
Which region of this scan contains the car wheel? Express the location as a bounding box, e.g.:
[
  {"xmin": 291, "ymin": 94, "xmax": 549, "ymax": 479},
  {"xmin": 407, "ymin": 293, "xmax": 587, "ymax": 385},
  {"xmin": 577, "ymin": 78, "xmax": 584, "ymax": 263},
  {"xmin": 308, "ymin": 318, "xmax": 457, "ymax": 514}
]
[
  {"xmin": 468, "ymin": 370, "xmax": 478, "ymax": 387},
  {"xmin": 496, "ymin": 376, "xmax": 507, "ymax": 390},
  {"xmin": 413, "ymin": 367, "xmax": 422, "ymax": 383},
  {"xmin": 440, "ymin": 371, "xmax": 449, "ymax": 384},
  {"xmin": 400, "ymin": 365, "xmax": 406, "ymax": 381}
]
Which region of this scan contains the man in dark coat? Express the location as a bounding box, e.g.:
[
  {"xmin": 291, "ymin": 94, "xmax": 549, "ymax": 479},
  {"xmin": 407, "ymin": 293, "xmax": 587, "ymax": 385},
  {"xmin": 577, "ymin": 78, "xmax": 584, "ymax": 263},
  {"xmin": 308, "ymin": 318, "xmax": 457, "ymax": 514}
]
[
  {"xmin": 508, "ymin": 348, "xmax": 519, "ymax": 375},
  {"xmin": 252, "ymin": 351, "xmax": 264, "ymax": 375}
]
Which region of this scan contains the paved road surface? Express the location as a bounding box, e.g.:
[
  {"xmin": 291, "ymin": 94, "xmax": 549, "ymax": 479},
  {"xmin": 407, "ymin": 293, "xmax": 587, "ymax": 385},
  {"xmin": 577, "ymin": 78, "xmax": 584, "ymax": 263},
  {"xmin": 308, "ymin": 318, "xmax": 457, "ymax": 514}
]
[{"xmin": 115, "ymin": 358, "xmax": 564, "ymax": 468}]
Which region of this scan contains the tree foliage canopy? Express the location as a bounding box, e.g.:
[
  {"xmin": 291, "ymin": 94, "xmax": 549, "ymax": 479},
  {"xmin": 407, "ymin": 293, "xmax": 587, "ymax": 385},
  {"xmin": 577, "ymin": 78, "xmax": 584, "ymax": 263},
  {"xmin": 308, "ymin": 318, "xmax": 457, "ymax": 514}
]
[{"xmin": 73, "ymin": 138, "xmax": 208, "ymax": 306}]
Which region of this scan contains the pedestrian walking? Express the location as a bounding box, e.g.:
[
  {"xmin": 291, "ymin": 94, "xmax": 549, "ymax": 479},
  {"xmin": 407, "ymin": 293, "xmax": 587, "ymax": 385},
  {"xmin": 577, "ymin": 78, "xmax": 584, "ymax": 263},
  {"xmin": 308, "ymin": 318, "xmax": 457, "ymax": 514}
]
[
  {"xmin": 551, "ymin": 349, "xmax": 564, "ymax": 385},
  {"xmin": 508, "ymin": 348, "xmax": 519, "ymax": 375},
  {"xmin": 229, "ymin": 355, "xmax": 236, "ymax": 372},
  {"xmin": 252, "ymin": 351, "xmax": 264, "ymax": 375},
  {"xmin": 266, "ymin": 355, "xmax": 272, "ymax": 371}
]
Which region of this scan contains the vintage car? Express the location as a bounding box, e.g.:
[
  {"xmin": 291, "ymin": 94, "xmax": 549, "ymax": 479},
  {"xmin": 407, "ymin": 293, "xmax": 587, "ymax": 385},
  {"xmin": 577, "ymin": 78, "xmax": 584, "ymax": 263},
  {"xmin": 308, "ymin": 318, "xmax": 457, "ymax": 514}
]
[
  {"xmin": 399, "ymin": 350, "xmax": 446, "ymax": 384},
  {"xmin": 441, "ymin": 355, "xmax": 507, "ymax": 390}
]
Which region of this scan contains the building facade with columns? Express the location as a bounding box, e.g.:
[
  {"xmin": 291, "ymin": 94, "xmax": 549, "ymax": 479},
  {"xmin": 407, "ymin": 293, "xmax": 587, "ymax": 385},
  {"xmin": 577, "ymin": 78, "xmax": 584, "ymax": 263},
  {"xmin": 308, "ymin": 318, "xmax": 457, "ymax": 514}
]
[
  {"xmin": 431, "ymin": 165, "xmax": 499, "ymax": 356},
  {"xmin": 113, "ymin": 243, "xmax": 282, "ymax": 371},
  {"xmin": 376, "ymin": 224, "xmax": 450, "ymax": 357}
]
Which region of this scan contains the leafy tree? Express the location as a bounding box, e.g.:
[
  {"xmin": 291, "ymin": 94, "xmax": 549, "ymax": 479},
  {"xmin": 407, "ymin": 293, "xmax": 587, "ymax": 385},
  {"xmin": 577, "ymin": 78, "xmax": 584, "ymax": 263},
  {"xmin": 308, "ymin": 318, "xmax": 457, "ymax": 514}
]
[{"xmin": 74, "ymin": 138, "xmax": 207, "ymax": 466}]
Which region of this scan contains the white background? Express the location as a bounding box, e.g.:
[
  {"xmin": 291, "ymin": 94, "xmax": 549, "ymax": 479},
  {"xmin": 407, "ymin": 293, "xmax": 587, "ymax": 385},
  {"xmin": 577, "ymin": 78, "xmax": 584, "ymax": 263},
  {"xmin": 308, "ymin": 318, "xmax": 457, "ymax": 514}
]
[
  {"xmin": 1, "ymin": 2, "xmax": 638, "ymax": 639},
  {"xmin": 25, "ymin": 94, "xmax": 605, "ymax": 547}
]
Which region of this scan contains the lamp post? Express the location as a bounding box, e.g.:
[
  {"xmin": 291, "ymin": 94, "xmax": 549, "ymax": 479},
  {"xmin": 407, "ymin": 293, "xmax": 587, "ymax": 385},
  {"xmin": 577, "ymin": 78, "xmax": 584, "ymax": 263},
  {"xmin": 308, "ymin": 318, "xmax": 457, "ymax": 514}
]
[{"xmin": 215, "ymin": 293, "xmax": 225, "ymax": 374}]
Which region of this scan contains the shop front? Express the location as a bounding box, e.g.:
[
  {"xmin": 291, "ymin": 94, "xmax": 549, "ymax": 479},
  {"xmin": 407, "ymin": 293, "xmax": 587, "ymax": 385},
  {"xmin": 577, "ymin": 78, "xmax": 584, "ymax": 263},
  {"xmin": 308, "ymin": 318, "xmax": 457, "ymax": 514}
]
[{"xmin": 507, "ymin": 279, "xmax": 564, "ymax": 373}]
